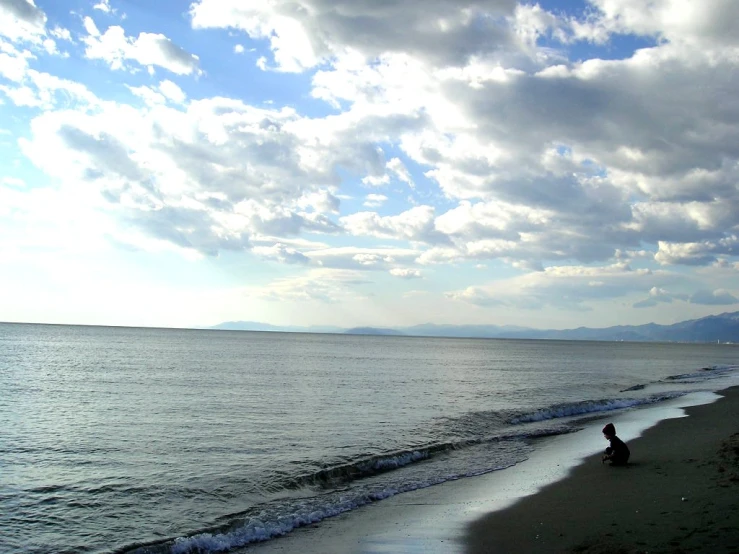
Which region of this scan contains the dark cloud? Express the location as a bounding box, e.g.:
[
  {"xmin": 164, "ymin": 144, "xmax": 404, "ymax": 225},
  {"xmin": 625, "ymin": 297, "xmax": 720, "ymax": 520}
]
[
  {"xmin": 151, "ymin": 34, "xmax": 201, "ymax": 74},
  {"xmin": 123, "ymin": 205, "xmax": 246, "ymax": 256},
  {"xmin": 192, "ymin": 0, "xmax": 518, "ymax": 68},
  {"xmin": 689, "ymin": 289, "xmax": 739, "ymax": 306},
  {"xmin": 0, "ymin": 0, "xmax": 46, "ymax": 27},
  {"xmin": 59, "ymin": 126, "xmax": 147, "ymax": 183}
]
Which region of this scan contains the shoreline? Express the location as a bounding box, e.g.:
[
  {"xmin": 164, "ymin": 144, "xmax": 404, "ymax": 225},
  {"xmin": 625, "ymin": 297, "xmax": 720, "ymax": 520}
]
[
  {"xmin": 466, "ymin": 386, "xmax": 739, "ymax": 553},
  {"xmin": 235, "ymin": 388, "xmax": 737, "ymax": 554}
]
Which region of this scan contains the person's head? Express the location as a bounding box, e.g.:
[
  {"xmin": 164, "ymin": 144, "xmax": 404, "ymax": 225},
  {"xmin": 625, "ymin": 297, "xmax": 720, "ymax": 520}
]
[{"xmin": 602, "ymin": 423, "xmax": 616, "ymax": 439}]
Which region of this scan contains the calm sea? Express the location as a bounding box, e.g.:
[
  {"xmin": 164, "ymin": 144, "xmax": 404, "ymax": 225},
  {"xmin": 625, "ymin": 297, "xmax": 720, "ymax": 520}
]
[{"xmin": 1, "ymin": 323, "xmax": 737, "ymax": 554}]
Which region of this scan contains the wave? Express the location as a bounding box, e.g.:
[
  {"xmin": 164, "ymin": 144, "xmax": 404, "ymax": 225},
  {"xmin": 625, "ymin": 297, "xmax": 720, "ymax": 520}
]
[
  {"xmin": 508, "ymin": 393, "xmax": 686, "ymax": 424},
  {"xmin": 121, "ymin": 380, "xmax": 732, "ymax": 554},
  {"xmin": 664, "ymin": 364, "xmax": 739, "ymax": 383},
  {"xmin": 276, "ymin": 424, "xmax": 582, "ymax": 494},
  {"xmin": 122, "ymin": 439, "xmax": 529, "ymax": 554},
  {"xmin": 278, "ymin": 449, "xmax": 432, "ymax": 491},
  {"xmin": 120, "ymin": 424, "xmax": 591, "ymax": 554}
]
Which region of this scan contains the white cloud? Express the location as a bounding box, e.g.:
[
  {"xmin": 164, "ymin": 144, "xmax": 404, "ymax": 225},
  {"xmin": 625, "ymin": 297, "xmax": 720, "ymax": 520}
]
[
  {"xmin": 158, "ymin": 79, "xmax": 186, "ymax": 103},
  {"xmin": 386, "ymin": 157, "xmax": 414, "ymax": 187},
  {"xmin": 0, "ymin": 65, "xmax": 98, "ymax": 109},
  {"xmin": 126, "ymin": 84, "xmax": 165, "ymax": 106},
  {"xmin": 306, "ymin": 246, "xmax": 419, "ymax": 271},
  {"xmin": 15, "ymin": 89, "xmax": 373, "ymax": 255},
  {"xmin": 49, "ymin": 26, "xmax": 72, "ymax": 42},
  {"xmin": 447, "ymin": 263, "xmax": 679, "ymax": 310},
  {"xmin": 93, "ymin": 0, "xmax": 112, "ymax": 13},
  {"xmin": 363, "ymin": 193, "xmax": 387, "ymax": 208},
  {"xmin": 341, "ymin": 206, "xmax": 449, "ymax": 245},
  {"xmin": 632, "ymin": 286, "xmax": 689, "ymax": 308},
  {"xmin": 83, "ymin": 15, "xmax": 100, "ymax": 37},
  {"xmin": 83, "ymin": 21, "xmax": 202, "ymax": 75},
  {"xmin": 654, "ymin": 239, "xmax": 739, "ymax": 266},
  {"xmin": 361, "ymin": 157, "xmax": 415, "ymax": 189},
  {"xmin": 126, "ymin": 80, "xmax": 187, "ymax": 107},
  {"xmin": 390, "ymin": 267, "xmax": 422, "ymax": 279},
  {"xmin": 361, "ymin": 173, "xmax": 389, "ymax": 187},
  {"xmin": 580, "ymin": 0, "xmax": 739, "ymax": 48},
  {"xmin": 1, "ymin": 176, "xmax": 25, "ymax": 188},
  {"xmin": 0, "ymin": 41, "xmax": 32, "ymax": 81},
  {"xmin": 245, "ymin": 268, "xmax": 370, "ymax": 303},
  {"xmin": 253, "ymin": 243, "xmax": 311, "ymax": 265}
]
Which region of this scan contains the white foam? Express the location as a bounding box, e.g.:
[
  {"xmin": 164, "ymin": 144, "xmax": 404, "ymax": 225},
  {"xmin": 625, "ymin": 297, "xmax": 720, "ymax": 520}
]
[
  {"xmin": 510, "ymin": 394, "xmax": 683, "ymax": 424},
  {"xmin": 168, "ymin": 458, "xmax": 519, "ymax": 554}
]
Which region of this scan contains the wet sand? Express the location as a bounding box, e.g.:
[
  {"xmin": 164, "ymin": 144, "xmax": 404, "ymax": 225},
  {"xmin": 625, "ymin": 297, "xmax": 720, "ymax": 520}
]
[{"xmin": 466, "ymin": 386, "xmax": 739, "ymax": 554}]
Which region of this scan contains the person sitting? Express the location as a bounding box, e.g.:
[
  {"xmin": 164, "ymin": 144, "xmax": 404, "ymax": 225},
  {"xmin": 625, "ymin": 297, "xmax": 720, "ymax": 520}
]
[{"xmin": 601, "ymin": 422, "xmax": 630, "ymax": 465}]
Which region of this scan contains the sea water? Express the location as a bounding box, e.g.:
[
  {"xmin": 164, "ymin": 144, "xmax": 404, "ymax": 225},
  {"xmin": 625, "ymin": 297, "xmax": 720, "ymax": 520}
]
[{"xmin": 1, "ymin": 323, "xmax": 737, "ymax": 554}]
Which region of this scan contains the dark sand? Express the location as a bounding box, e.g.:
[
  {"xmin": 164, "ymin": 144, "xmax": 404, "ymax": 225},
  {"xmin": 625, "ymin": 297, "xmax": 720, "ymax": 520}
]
[{"xmin": 466, "ymin": 387, "xmax": 739, "ymax": 554}]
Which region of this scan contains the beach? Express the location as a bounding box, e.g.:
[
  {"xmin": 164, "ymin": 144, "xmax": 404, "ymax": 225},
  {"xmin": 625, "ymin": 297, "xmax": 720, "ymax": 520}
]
[
  {"xmin": 240, "ymin": 387, "xmax": 739, "ymax": 554},
  {"xmin": 466, "ymin": 386, "xmax": 739, "ymax": 554}
]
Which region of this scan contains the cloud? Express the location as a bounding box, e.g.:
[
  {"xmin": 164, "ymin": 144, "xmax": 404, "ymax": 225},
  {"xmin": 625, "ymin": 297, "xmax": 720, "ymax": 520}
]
[
  {"xmin": 0, "ymin": 64, "xmax": 98, "ymax": 109},
  {"xmin": 1, "ymin": 176, "xmax": 25, "ymax": 188},
  {"xmin": 245, "ymin": 268, "xmax": 370, "ymax": 303},
  {"xmin": 390, "ymin": 267, "xmax": 422, "ymax": 279},
  {"xmin": 15, "ymin": 89, "xmax": 369, "ymax": 255},
  {"xmin": 655, "ymin": 237, "xmax": 739, "ymax": 266},
  {"xmin": 305, "ymin": 246, "xmax": 419, "ymax": 271},
  {"xmin": 361, "ymin": 157, "xmax": 415, "ymax": 189},
  {"xmin": 447, "ymin": 263, "xmax": 680, "ymax": 310},
  {"xmin": 190, "ymin": 0, "xmax": 519, "ymax": 71},
  {"xmin": 0, "ymin": 0, "xmax": 48, "ymax": 43},
  {"xmin": 363, "ymin": 194, "xmax": 387, "ymax": 208},
  {"xmin": 689, "ymin": 289, "xmax": 739, "ymax": 306},
  {"xmin": 253, "ymin": 243, "xmax": 311, "ymax": 265},
  {"xmin": 341, "ymin": 205, "xmax": 450, "ymax": 245},
  {"xmin": 578, "ymin": 0, "xmax": 739, "ymax": 48},
  {"xmin": 127, "ymin": 79, "xmax": 186, "ymax": 106},
  {"xmin": 0, "ymin": 0, "xmax": 45, "ymax": 27},
  {"xmin": 83, "ymin": 20, "xmax": 202, "ymax": 75},
  {"xmin": 632, "ymin": 286, "xmax": 689, "ymax": 308},
  {"xmin": 93, "ymin": 0, "xmax": 113, "ymax": 13},
  {"xmin": 7, "ymin": 0, "xmax": 739, "ymax": 326},
  {"xmin": 269, "ymin": 2, "xmax": 739, "ymax": 272}
]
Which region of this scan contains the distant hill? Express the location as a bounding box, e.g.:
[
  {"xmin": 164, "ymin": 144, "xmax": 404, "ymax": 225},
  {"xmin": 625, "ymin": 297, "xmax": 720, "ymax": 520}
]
[
  {"xmin": 210, "ymin": 312, "xmax": 739, "ymax": 343},
  {"xmin": 210, "ymin": 321, "xmax": 344, "ymax": 334},
  {"xmin": 497, "ymin": 312, "xmax": 739, "ymax": 343},
  {"xmin": 401, "ymin": 323, "xmax": 530, "ymax": 338},
  {"xmin": 344, "ymin": 327, "xmax": 405, "ymax": 336}
]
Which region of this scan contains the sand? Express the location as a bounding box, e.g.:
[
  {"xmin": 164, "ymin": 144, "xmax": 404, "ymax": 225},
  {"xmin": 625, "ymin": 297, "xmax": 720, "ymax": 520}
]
[{"xmin": 465, "ymin": 386, "xmax": 739, "ymax": 554}]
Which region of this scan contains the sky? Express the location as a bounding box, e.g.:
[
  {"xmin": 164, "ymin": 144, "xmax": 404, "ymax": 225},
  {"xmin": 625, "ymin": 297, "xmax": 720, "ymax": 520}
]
[{"xmin": 1, "ymin": 0, "xmax": 739, "ymax": 330}]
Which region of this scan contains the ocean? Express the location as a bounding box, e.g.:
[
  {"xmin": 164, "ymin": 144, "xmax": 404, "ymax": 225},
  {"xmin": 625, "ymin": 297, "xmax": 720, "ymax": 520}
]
[{"xmin": 1, "ymin": 322, "xmax": 738, "ymax": 554}]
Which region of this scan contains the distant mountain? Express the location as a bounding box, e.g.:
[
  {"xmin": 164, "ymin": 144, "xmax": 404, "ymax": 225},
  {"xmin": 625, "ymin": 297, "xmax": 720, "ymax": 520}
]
[
  {"xmin": 210, "ymin": 312, "xmax": 739, "ymax": 343},
  {"xmin": 400, "ymin": 323, "xmax": 530, "ymax": 338},
  {"xmin": 497, "ymin": 312, "xmax": 739, "ymax": 343},
  {"xmin": 344, "ymin": 327, "xmax": 405, "ymax": 336},
  {"xmin": 210, "ymin": 321, "xmax": 344, "ymax": 334}
]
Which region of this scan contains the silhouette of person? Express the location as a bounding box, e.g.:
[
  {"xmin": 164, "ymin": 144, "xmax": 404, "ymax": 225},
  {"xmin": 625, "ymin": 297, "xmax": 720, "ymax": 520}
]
[{"xmin": 601, "ymin": 422, "xmax": 630, "ymax": 465}]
